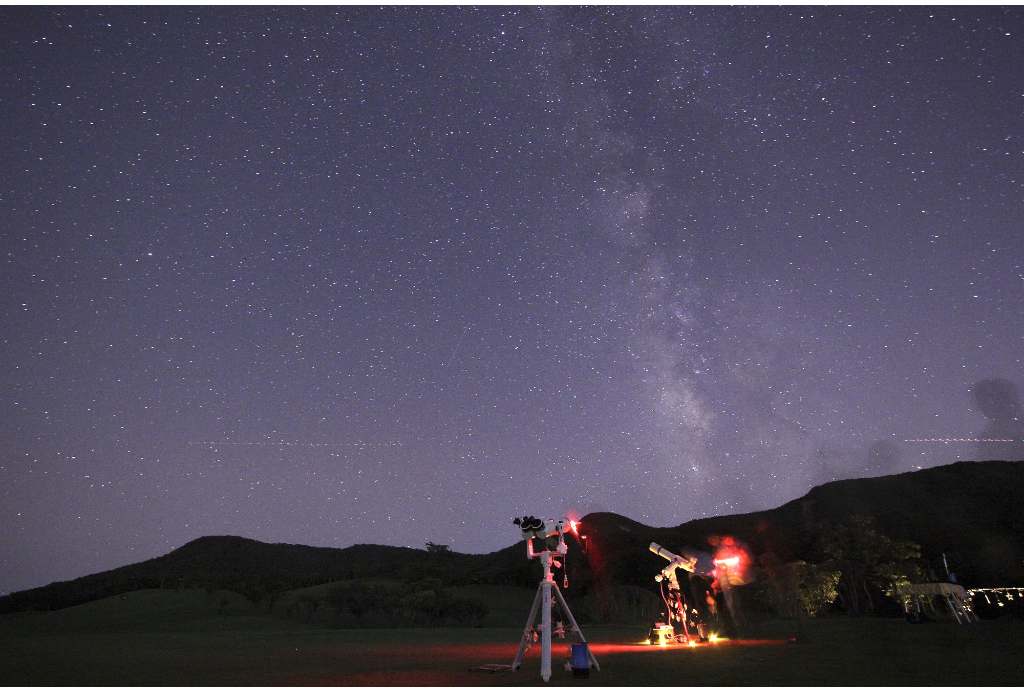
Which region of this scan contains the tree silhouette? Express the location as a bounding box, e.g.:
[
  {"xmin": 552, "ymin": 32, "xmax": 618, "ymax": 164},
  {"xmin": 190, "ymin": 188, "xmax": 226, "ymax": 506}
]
[{"xmin": 817, "ymin": 516, "xmax": 922, "ymax": 615}]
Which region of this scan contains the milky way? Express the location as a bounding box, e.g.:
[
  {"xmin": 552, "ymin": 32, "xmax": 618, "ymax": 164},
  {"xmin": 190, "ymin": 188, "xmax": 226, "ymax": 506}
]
[{"xmin": 2, "ymin": 6, "xmax": 1022, "ymax": 595}]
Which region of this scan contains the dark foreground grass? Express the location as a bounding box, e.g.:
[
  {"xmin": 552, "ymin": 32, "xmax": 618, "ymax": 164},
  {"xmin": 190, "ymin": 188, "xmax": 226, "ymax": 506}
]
[{"xmin": 2, "ymin": 589, "xmax": 1023, "ymax": 685}]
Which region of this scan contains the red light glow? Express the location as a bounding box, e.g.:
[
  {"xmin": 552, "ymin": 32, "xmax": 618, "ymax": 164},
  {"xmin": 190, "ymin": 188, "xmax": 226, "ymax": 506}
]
[
  {"xmin": 595, "ymin": 639, "xmax": 788, "ymax": 655},
  {"xmin": 710, "ymin": 536, "xmax": 754, "ymax": 586}
]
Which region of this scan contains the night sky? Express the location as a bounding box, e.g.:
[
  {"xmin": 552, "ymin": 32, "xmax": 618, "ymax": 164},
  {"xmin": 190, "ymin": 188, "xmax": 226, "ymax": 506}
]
[{"xmin": 2, "ymin": 6, "xmax": 1022, "ymax": 596}]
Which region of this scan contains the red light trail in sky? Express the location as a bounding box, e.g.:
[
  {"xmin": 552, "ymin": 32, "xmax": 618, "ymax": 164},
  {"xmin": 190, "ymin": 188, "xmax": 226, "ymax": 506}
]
[{"xmin": 903, "ymin": 439, "xmax": 1016, "ymax": 443}]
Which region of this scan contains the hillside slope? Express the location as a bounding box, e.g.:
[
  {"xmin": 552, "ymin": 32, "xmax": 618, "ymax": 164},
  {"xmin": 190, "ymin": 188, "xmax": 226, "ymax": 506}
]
[
  {"xmin": 575, "ymin": 460, "xmax": 1024, "ymax": 592},
  {"xmin": 0, "ymin": 535, "xmax": 535, "ymax": 614}
]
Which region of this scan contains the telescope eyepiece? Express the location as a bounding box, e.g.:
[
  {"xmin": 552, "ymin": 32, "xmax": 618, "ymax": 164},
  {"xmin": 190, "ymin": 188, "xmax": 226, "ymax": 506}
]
[{"xmin": 514, "ymin": 515, "xmax": 546, "ymax": 532}]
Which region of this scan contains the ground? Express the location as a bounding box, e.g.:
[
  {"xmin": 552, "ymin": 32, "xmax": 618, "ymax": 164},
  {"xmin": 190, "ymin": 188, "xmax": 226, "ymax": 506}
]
[{"xmin": 1, "ymin": 589, "xmax": 1023, "ymax": 685}]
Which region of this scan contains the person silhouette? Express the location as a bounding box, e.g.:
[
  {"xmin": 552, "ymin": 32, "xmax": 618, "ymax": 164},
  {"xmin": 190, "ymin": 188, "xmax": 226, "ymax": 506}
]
[{"xmin": 971, "ymin": 378, "xmax": 1024, "ymax": 461}]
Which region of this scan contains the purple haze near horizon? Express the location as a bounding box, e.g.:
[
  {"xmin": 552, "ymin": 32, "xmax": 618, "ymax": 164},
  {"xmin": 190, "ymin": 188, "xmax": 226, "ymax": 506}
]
[{"xmin": 2, "ymin": 6, "xmax": 1022, "ymax": 595}]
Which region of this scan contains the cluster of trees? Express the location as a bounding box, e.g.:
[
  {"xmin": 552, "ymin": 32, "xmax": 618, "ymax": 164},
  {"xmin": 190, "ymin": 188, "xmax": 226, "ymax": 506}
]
[
  {"xmin": 753, "ymin": 516, "xmax": 923, "ymax": 618},
  {"xmin": 322, "ymin": 577, "xmax": 488, "ymax": 628},
  {"xmin": 305, "ymin": 542, "xmax": 489, "ymax": 627},
  {"xmin": 574, "ymin": 584, "xmax": 662, "ymax": 626},
  {"xmin": 196, "ymin": 543, "xmax": 492, "ymax": 626},
  {"xmin": 205, "ymin": 573, "xmax": 296, "ymax": 613},
  {"xmin": 754, "ymin": 555, "xmax": 841, "ymax": 618},
  {"xmin": 817, "ymin": 516, "xmax": 923, "ymax": 615}
]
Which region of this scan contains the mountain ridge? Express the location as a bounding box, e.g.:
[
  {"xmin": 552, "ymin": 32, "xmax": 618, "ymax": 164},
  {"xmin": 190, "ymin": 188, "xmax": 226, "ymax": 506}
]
[{"xmin": 3, "ymin": 459, "xmax": 1022, "ymax": 614}]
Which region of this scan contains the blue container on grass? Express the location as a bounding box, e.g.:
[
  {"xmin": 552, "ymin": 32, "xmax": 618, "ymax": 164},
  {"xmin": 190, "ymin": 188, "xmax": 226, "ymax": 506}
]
[{"xmin": 571, "ymin": 642, "xmax": 590, "ymax": 678}]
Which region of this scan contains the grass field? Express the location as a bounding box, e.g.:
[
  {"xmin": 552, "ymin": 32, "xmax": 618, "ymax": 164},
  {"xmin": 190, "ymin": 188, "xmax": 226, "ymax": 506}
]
[{"xmin": 2, "ymin": 588, "xmax": 1023, "ymax": 685}]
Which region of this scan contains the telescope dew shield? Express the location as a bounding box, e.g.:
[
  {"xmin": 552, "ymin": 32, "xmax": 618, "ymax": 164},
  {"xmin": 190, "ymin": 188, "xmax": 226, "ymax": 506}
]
[{"xmin": 650, "ymin": 542, "xmax": 678, "ymax": 561}]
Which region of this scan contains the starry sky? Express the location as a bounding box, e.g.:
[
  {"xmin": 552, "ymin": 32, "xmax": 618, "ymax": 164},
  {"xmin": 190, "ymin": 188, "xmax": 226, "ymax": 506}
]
[{"xmin": 2, "ymin": 6, "xmax": 1023, "ymax": 596}]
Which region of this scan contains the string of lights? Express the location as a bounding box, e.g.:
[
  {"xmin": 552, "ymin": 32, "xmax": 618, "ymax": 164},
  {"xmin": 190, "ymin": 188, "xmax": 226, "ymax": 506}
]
[{"xmin": 968, "ymin": 588, "xmax": 1024, "ymax": 607}]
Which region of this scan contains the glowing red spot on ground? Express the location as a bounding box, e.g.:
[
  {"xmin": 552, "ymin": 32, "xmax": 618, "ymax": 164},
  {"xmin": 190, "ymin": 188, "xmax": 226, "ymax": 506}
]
[
  {"xmin": 591, "ymin": 639, "xmax": 791, "ymax": 655},
  {"xmin": 258, "ymin": 637, "xmax": 798, "ymax": 686}
]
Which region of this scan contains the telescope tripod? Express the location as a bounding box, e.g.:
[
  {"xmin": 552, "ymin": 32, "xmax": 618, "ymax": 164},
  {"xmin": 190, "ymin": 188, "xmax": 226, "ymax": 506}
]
[{"xmin": 511, "ymin": 548, "xmax": 599, "ymax": 681}]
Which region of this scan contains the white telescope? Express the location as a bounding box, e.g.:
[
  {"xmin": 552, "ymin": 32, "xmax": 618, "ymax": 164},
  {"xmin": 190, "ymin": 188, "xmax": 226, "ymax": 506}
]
[
  {"xmin": 511, "ymin": 516, "xmax": 598, "ymax": 681},
  {"xmin": 648, "ymin": 543, "xmax": 706, "ymax": 645},
  {"xmin": 650, "ymin": 542, "xmax": 698, "ymax": 578}
]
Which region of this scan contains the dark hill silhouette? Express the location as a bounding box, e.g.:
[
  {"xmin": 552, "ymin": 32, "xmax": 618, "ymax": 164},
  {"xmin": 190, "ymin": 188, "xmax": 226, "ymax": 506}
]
[
  {"xmin": 0, "ymin": 536, "xmax": 535, "ymax": 615},
  {"xmin": 2, "ymin": 460, "xmax": 1022, "ymax": 615}
]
